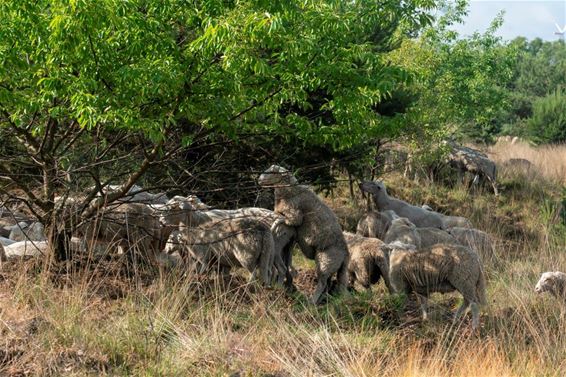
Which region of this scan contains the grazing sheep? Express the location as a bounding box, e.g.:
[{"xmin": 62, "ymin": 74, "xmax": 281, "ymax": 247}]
[
  {"xmin": 4, "ymin": 240, "xmax": 48, "ymax": 258},
  {"xmin": 383, "ymin": 218, "xmax": 422, "ymax": 248},
  {"xmin": 535, "ymin": 272, "xmax": 566, "ymax": 302},
  {"xmin": 356, "ymin": 211, "xmax": 391, "ymax": 239},
  {"xmin": 360, "ymin": 181, "xmax": 444, "ymax": 229},
  {"xmin": 441, "ymin": 215, "xmax": 472, "ymax": 229},
  {"xmin": 447, "ymin": 142, "xmax": 498, "ymax": 195},
  {"xmin": 387, "ymin": 242, "xmax": 487, "ymax": 329},
  {"xmin": 447, "ymin": 227, "xmax": 495, "ymax": 260},
  {"xmin": 93, "ymin": 184, "xmax": 169, "ymax": 205},
  {"xmin": 78, "ymin": 202, "xmax": 164, "ymax": 262},
  {"xmin": 159, "ymin": 198, "xmax": 275, "ymax": 285},
  {"xmin": 343, "ymin": 232, "xmax": 392, "ymax": 293},
  {"xmin": 160, "ymin": 196, "xmax": 294, "ymax": 286},
  {"xmin": 417, "ymin": 227, "xmax": 458, "ymax": 248},
  {"xmin": 258, "ymin": 165, "xmax": 349, "ymax": 304},
  {"xmin": 9, "ymin": 222, "xmax": 46, "ymax": 242}
]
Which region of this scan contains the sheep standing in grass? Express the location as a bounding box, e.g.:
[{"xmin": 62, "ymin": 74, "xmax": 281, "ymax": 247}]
[
  {"xmin": 77, "ymin": 202, "xmax": 165, "ymax": 262},
  {"xmin": 387, "ymin": 242, "xmax": 487, "ymax": 330},
  {"xmin": 162, "ymin": 196, "xmax": 294, "ymax": 286},
  {"xmin": 447, "ymin": 227, "xmax": 494, "ymax": 260},
  {"xmin": 343, "ymin": 232, "xmax": 392, "ymax": 293},
  {"xmin": 383, "ymin": 218, "xmax": 422, "ymax": 248},
  {"xmin": 258, "ymin": 165, "xmax": 349, "ymax": 304},
  {"xmin": 159, "ymin": 198, "xmax": 275, "ymax": 285},
  {"xmin": 360, "ymin": 181, "xmax": 445, "ymax": 228},
  {"xmin": 356, "ymin": 211, "xmax": 392, "ymax": 239},
  {"xmin": 535, "ymin": 272, "xmax": 566, "ymax": 302}
]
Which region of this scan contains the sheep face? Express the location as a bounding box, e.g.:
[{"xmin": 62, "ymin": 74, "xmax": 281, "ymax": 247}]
[
  {"xmin": 359, "ymin": 181, "xmax": 387, "ymax": 196},
  {"xmin": 535, "ymin": 272, "xmax": 566, "ymax": 296},
  {"xmin": 186, "ymin": 195, "xmax": 211, "ymax": 210},
  {"xmin": 159, "ymin": 197, "xmax": 194, "ymax": 228},
  {"xmin": 258, "ymin": 165, "xmax": 297, "ymax": 187}
]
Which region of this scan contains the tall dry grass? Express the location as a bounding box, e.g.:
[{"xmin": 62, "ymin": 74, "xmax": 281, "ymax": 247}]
[
  {"xmin": 489, "ymin": 140, "xmax": 566, "ymax": 184},
  {"xmin": 1, "ymin": 144, "xmax": 566, "ymax": 376}
]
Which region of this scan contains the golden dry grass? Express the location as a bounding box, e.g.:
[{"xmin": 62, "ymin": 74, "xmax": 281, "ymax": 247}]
[
  {"xmin": 489, "ymin": 139, "xmax": 566, "ymax": 184},
  {"xmin": 1, "ymin": 145, "xmax": 566, "ymax": 376}
]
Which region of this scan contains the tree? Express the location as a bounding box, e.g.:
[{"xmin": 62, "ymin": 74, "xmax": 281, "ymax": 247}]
[
  {"xmin": 527, "ymin": 88, "xmax": 566, "ymax": 144},
  {"xmin": 0, "ymin": 0, "xmax": 437, "ymax": 261}
]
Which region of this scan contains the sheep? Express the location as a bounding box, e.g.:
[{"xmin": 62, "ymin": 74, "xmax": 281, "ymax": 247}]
[
  {"xmin": 356, "ymin": 211, "xmax": 391, "ymax": 239},
  {"xmin": 446, "ymin": 142, "xmax": 498, "ymax": 195},
  {"xmin": 359, "ymin": 181, "xmax": 445, "ymax": 228},
  {"xmin": 0, "ymin": 236, "xmax": 16, "ymax": 247},
  {"xmin": 93, "ymin": 184, "xmax": 169, "ymax": 205},
  {"xmin": 258, "ymin": 165, "xmax": 349, "ymax": 304},
  {"xmin": 4, "ymin": 240, "xmax": 48, "ymax": 258},
  {"xmin": 9, "ymin": 221, "xmax": 46, "ymax": 242},
  {"xmin": 343, "ymin": 232, "xmax": 392, "ymax": 293},
  {"xmin": 447, "ymin": 227, "xmax": 495, "ymax": 261},
  {"xmin": 441, "ymin": 215, "xmax": 472, "ymax": 229},
  {"xmin": 159, "ymin": 198, "xmax": 274, "ymax": 285},
  {"xmin": 77, "ymin": 202, "xmax": 165, "ymax": 262},
  {"xmin": 535, "ymin": 272, "xmax": 566, "ymax": 302},
  {"xmin": 383, "ymin": 218, "xmax": 422, "ymax": 248},
  {"xmin": 416, "ymin": 227, "xmax": 459, "ymax": 248},
  {"xmin": 160, "ymin": 196, "xmax": 294, "ymax": 286},
  {"xmin": 387, "ymin": 242, "xmax": 487, "ymax": 330}
]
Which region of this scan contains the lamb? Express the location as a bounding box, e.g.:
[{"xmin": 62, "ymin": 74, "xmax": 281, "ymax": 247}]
[
  {"xmin": 159, "ymin": 198, "xmax": 274, "ymax": 285},
  {"xmin": 535, "ymin": 272, "xmax": 566, "ymax": 302},
  {"xmin": 447, "ymin": 227, "xmax": 495, "ymax": 260},
  {"xmin": 343, "ymin": 232, "xmax": 392, "ymax": 293},
  {"xmin": 359, "ymin": 181, "xmax": 444, "ymax": 228},
  {"xmin": 258, "ymin": 165, "xmax": 349, "ymax": 304},
  {"xmin": 387, "ymin": 242, "xmax": 487, "ymax": 330},
  {"xmin": 356, "ymin": 211, "xmax": 391, "ymax": 239}
]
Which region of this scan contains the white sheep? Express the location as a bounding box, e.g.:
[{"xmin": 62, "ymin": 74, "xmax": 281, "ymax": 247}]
[
  {"xmin": 9, "ymin": 222, "xmax": 46, "ymax": 242},
  {"xmin": 447, "ymin": 227, "xmax": 495, "ymax": 261},
  {"xmin": 161, "ymin": 196, "xmax": 294, "ymax": 286},
  {"xmin": 360, "ymin": 181, "xmax": 444, "ymax": 228},
  {"xmin": 535, "ymin": 272, "xmax": 566, "ymax": 302},
  {"xmin": 383, "ymin": 218, "xmax": 422, "ymax": 248},
  {"xmin": 77, "ymin": 202, "xmax": 165, "ymax": 262},
  {"xmin": 159, "ymin": 198, "xmax": 275, "ymax": 285},
  {"xmin": 387, "ymin": 242, "xmax": 487, "ymax": 330},
  {"xmin": 258, "ymin": 165, "xmax": 349, "ymax": 304},
  {"xmin": 356, "ymin": 211, "xmax": 391, "ymax": 239}
]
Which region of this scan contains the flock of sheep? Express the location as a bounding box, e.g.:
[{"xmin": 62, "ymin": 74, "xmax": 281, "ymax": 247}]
[{"xmin": 0, "ymin": 165, "xmax": 565, "ymax": 331}]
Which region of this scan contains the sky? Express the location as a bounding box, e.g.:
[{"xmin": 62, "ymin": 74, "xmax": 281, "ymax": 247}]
[{"xmin": 451, "ymin": 1, "xmax": 566, "ymax": 41}]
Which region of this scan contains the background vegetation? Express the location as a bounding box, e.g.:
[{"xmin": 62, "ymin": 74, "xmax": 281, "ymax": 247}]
[{"xmin": 1, "ymin": 0, "xmax": 565, "ymax": 375}]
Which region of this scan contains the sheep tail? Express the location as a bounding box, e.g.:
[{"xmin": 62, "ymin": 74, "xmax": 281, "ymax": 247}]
[{"xmin": 476, "ymin": 266, "xmax": 488, "ymax": 306}]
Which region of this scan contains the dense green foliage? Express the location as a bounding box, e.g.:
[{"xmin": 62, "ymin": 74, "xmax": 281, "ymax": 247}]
[
  {"xmin": 501, "ymin": 38, "xmax": 566, "ymax": 140},
  {"xmin": 527, "ymin": 88, "xmax": 566, "ymax": 143}
]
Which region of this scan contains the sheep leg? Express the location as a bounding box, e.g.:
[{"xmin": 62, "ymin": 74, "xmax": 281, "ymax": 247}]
[
  {"xmin": 310, "ymin": 272, "xmax": 331, "ymax": 305},
  {"xmin": 417, "ymin": 294, "xmax": 429, "ymax": 321},
  {"xmin": 282, "ymin": 243, "xmax": 297, "ymax": 291},
  {"xmin": 470, "ymin": 302, "xmax": 480, "ymax": 330},
  {"xmin": 454, "ymin": 298, "xmax": 470, "ymax": 322}
]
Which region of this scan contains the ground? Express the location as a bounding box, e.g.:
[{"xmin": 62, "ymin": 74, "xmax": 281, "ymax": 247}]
[{"xmin": 1, "ymin": 139, "xmax": 565, "ymax": 376}]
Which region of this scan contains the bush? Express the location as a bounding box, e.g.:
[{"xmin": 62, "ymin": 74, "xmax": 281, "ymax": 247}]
[{"xmin": 527, "ymin": 88, "xmax": 566, "ymax": 143}]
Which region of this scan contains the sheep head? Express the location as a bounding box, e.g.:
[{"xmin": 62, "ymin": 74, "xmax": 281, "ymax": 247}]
[
  {"xmin": 258, "ymin": 165, "xmax": 298, "ymax": 187},
  {"xmin": 159, "ymin": 196, "xmax": 196, "ymax": 228},
  {"xmin": 535, "ymin": 272, "xmax": 566, "ymax": 297},
  {"xmin": 359, "ymin": 181, "xmax": 387, "ymax": 196}
]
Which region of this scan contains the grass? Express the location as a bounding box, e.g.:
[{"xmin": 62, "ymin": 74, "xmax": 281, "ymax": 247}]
[{"xmin": 1, "ymin": 146, "xmax": 566, "ymax": 376}]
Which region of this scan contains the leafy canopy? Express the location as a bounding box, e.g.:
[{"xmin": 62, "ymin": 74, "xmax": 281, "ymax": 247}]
[{"xmin": 0, "ymin": 0, "xmax": 437, "ymax": 151}]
